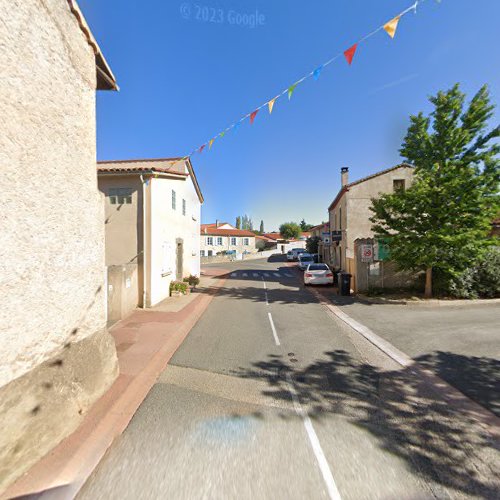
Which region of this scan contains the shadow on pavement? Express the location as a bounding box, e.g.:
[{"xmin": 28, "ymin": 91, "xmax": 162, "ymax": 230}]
[{"xmin": 232, "ymin": 350, "xmax": 500, "ymax": 499}]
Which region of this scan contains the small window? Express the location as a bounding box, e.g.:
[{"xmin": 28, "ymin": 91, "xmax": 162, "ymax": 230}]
[
  {"xmin": 208, "ymin": 250, "xmax": 213, "ymax": 257},
  {"xmin": 339, "ymin": 208, "xmax": 342, "ymax": 231},
  {"xmin": 172, "ymin": 190, "xmax": 176, "ymax": 210},
  {"xmin": 243, "ymin": 238, "xmax": 249, "ymax": 246},
  {"xmin": 207, "ymin": 236, "xmax": 213, "ymax": 245},
  {"xmin": 230, "ymin": 237, "xmax": 237, "ymax": 246},
  {"xmin": 216, "ymin": 237, "xmax": 223, "ymax": 246},
  {"xmin": 108, "ymin": 188, "xmax": 132, "ymax": 205},
  {"xmin": 200, "ymin": 250, "xmax": 205, "ymax": 257},
  {"xmin": 182, "ymin": 199, "xmax": 186, "ymax": 216},
  {"xmin": 393, "ymin": 179, "xmax": 405, "ymax": 192}
]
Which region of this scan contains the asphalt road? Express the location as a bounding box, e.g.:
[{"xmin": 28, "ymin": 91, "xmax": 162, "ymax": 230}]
[{"xmin": 79, "ymin": 256, "xmax": 500, "ymax": 500}]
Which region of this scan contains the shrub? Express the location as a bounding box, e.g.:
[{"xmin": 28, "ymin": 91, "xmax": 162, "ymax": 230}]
[
  {"xmin": 183, "ymin": 275, "xmax": 200, "ymax": 288},
  {"xmin": 170, "ymin": 280, "xmax": 188, "ymax": 295}
]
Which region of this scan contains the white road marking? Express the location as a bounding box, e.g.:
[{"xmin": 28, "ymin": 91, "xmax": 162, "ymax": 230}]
[
  {"xmin": 231, "ymin": 272, "xmax": 237, "ymax": 277},
  {"xmin": 286, "ymin": 374, "xmax": 342, "ymax": 500},
  {"xmin": 242, "ymin": 273, "xmax": 248, "ymax": 278},
  {"xmin": 267, "ymin": 312, "xmax": 280, "ymax": 346},
  {"xmin": 273, "ymin": 272, "xmax": 280, "ymax": 277},
  {"xmin": 284, "ymin": 273, "xmax": 293, "ymax": 278},
  {"xmin": 253, "ymin": 273, "xmax": 259, "ymax": 278},
  {"xmin": 261, "ymin": 277, "xmax": 269, "ymax": 305},
  {"xmin": 264, "ymin": 273, "xmax": 270, "ymax": 278}
]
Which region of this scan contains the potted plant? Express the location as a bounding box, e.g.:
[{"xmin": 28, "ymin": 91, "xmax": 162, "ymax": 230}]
[
  {"xmin": 183, "ymin": 275, "xmax": 200, "ymax": 290},
  {"xmin": 170, "ymin": 280, "xmax": 189, "ymax": 297}
]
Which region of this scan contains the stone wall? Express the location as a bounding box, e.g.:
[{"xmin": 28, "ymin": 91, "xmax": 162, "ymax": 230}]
[{"xmin": 0, "ymin": 0, "xmax": 118, "ymax": 491}]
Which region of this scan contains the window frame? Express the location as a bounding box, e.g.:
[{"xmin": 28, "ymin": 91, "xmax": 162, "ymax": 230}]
[
  {"xmin": 206, "ymin": 236, "xmax": 213, "ymax": 245},
  {"xmin": 243, "ymin": 238, "xmax": 249, "ymax": 246},
  {"xmin": 230, "ymin": 237, "xmax": 237, "ymax": 246},
  {"xmin": 172, "ymin": 189, "xmax": 176, "ymax": 210},
  {"xmin": 216, "ymin": 237, "xmax": 223, "ymax": 246},
  {"xmin": 182, "ymin": 199, "xmax": 186, "ymax": 216},
  {"xmin": 108, "ymin": 187, "xmax": 133, "ymax": 205}
]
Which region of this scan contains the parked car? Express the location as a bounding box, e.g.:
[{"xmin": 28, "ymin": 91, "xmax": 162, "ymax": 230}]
[
  {"xmin": 286, "ymin": 250, "xmax": 295, "ymax": 261},
  {"xmin": 292, "ymin": 248, "xmax": 307, "ymax": 260},
  {"xmin": 304, "ymin": 263, "xmax": 334, "ymax": 285},
  {"xmin": 298, "ymin": 253, "xmax": 314, "ymax": 270}
]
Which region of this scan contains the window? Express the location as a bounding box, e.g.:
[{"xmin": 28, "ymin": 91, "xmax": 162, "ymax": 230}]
[
  {"xmin": 182, "ymin": 199, "xmax": 186, "ymax": 216},
  {"xmin": 108, "ymin": 188, "xmax": 132, "ymax": 205},
  {"xmin": 208, "ymin": 250, "xmax": 213, "ymax": 257},
  {"xmin": 216, "ymin": 237, "xmax": 223, "ymax": 246},
  {"xmin": 230, "ymin": 237, "xmax": 237, "ymax": 246},
  {"xmin": 200, "ymin": 250, "xmax": 205, "ymax": 257},
  {"xmin": 243, "ymin": 238, "xmax": 249, "ymax": 246},
  {"xmin": 393, "ymin": 179, "xmax": 405, "ymax": 192},
  {"xmin": 207, "ymin": 236, "xmax": 213, "ymax": 245},
  {"xmin": 339, "ymin": 208, "xmax": 342, "ymax": 230},
  {"xmin": 172, "ymin": 189, "xmax": 176, "ymax": 210}
]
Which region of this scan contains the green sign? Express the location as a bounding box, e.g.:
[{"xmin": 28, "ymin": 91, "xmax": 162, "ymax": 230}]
[{"xmin": 375, "ymin": 238, "xmax": 391, "ymax": 261}]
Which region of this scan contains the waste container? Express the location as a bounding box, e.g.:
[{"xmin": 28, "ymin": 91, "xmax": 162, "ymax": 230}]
[{"xmin": 338, "ymin": 272, "xmax": 352, "ymax": 296}]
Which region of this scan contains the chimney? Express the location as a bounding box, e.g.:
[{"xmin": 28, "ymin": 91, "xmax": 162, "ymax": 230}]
[
  {"xmin": 216, "ymin": 219, "xmax": 220, "ymax": 228},
  {"xmin": 341, "ymin": 167, "xmax": 349, "ymax": 187}
]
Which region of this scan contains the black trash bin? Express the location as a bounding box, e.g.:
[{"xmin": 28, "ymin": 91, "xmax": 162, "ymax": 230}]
[{"xmin": 338, "ymin": 272, "xmax": 352, "ymax": 296}]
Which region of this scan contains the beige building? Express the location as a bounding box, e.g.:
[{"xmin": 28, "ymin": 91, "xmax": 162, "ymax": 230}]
[
  {"xmin": 200, "ymin": 223, "xmax": 257, "ymax": 257},
  {"xmin": 98, "ymin": 158, "xmax": 203, "ymax": 316},
  {"xmin": 324, "ymin": 165, "xmax": 414, "ymax": 290},
  {"xmin": 0, "ymin": 0, "xmax": 118, "ymax": 491}
]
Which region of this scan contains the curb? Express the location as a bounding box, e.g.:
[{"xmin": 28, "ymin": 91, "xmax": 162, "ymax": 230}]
[
  {"xmin": 357, "ymin": 294, "xmax": 500, "ymax": 307},
  {"xmin": 3, "ymin": 273, "xmax": 228, "ymax": 500},
  {"xmin": 309, "ymin": 287, "xmax": 500, "ymax": 441}
]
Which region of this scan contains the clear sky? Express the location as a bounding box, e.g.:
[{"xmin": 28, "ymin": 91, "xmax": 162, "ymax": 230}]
[{"xmin": 79, "ymin": 0, "xmax": 500, "ymax": 231}]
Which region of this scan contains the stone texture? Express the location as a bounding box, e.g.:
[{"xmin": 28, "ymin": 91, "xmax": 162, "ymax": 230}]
[{"xmin": 0, "ymin": 0, "xmax": 118, "ymax": 491}]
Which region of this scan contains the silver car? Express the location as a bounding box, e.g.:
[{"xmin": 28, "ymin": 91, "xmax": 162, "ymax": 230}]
[{"xmin": 298, "ymin": 253, "xmax": 314, "ymax": 270}]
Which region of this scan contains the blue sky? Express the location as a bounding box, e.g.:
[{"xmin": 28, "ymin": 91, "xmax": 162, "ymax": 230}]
[{"xmin": 79, "ymin": 0, "xmax": 500, "ymax": 231}]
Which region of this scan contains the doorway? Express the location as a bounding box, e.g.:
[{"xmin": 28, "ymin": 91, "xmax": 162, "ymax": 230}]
[{"xmin": 176, "ymin": 239, "xmax": 184, "ymax": 280}]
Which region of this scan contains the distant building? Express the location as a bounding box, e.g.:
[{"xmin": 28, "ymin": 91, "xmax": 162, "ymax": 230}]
[
  {"xmin": 324, "ymin": 165, "xmax": 414, "ymax": 291},
  {"xmin": 262, "ymin": 233, "xmax": 306, "ymax": 254},
  {"xmin": 201, "ymin": 222, "xmax": 258, "ymax": 257},
  {"xmin": 98, "ymin": 158, "xmax": 203, "ymax": 316},
  {"xmin": 1, "ymin": 0, "xmax": 118, "ymax": 491}
]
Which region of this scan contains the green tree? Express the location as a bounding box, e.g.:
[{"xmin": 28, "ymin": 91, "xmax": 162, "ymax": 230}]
[
  {"xmin": 235, "ymin": 216, "xmax": 241, "ymax": 229},
  {"xmin": 260, "ymin": 220, "xmax": 264, "ymax": 233},
  {"xmin": 306, "ymin": 236, "xmax": 321, "ymax": 254},
  {"xmin": 279, "ymin": 222, "xmax": 302, "ymax": 240},
  {"xmin": 370, "ymin": 84, "xmax": 500, "ymax": 297},
  {"xmin": 300, "ymin": 219, "xmax": 313, "ymax": 231}
]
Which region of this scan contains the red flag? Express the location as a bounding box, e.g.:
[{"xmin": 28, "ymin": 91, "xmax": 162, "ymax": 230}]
[
  {"xmin": 344, "ymin": 43, "xmax": 358, "ymax": 65},
  {"xmin": 198, "ymin": 145, "xmax": 205, "ymax": 153},
  {"xmin": 250, "ymin": 109, "xmax": 259, "ymax": 125}
]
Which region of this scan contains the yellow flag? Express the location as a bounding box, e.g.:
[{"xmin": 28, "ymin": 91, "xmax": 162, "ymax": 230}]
[
  {"xmin": 268, "ymin": 98, "xmax": 276, "ymax": 114},
  {"xmin": 384, "ymin": 16, "xmax": 400, "ymax": 39},
  {"xmin": 209, "ymin": 138, "xmax": 215, "ymax": 149}
]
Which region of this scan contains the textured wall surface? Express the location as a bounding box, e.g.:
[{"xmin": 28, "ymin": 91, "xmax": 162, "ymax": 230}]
[{"xmin": 0, "ymin": 0, "xmax": 118, "ymax": 491}]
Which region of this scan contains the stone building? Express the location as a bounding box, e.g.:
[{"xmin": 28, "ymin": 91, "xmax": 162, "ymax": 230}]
[
  {"xmin": 324, "ymin": 164, "xmax": 414, "ymax": 291},
  {"xmin": 0, "ymin": 0, "xmax": 118, "ymax": 491}
]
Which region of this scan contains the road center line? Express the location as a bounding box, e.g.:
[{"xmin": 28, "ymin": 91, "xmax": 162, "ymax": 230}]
[
  {"xmin": 286, "ymin": 373, "xmax": 342, "ymax": 500},
  {"xmin": 262, "ymin": 277, "xmax": 269, "ymax": 305},
  {"xmin": 267, "ymin": 312, "xmax": 280, "ymax": 346}
]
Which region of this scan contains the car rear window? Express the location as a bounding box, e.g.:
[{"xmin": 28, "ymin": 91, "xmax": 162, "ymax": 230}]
[
  {"xmin": 301, "ymin": 256, "xmax": 313, "ymax": 261},
  {"xmin": 308, "ymin": 264, "xmax": 328, "ymax": 271}
]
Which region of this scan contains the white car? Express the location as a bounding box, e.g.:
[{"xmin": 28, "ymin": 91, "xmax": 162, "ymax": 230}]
[
  {"xmin": 298, "ymin": 253, "xmax": 314, "ymax": 270},
  {"xmin": 286, "ymin": 250, "xmax": 295, "ymax": 261},
  {"xmin": 304, "ymin": 263, "xmax": 334, "ymax": 285}
]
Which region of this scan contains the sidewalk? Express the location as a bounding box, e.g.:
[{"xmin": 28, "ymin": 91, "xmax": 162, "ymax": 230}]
[{"xmin": 3, "ymin": 268, "xmax": 228, "ymax": 500}]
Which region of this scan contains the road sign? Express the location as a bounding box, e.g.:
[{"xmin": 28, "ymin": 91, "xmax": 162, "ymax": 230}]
[
  {"xmin": 331, "ymin": 231, "xmax": 342, "ymax": 242},
  {"xmin": 361, "ymin": 244, "xmax": 374, "ymax": 262}
]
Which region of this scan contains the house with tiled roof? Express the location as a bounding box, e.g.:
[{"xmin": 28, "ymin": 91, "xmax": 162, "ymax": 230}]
[
  {"xmin": 98, "ymin": 157, "xmax": 203, "ymax": 315},
  {"xmin": 324, "ymin": 164, "xmax": 414, "ymax": 291},
  {"xmin": 201, "ymin": 222, "xmax": 258, "ymax": 257}
]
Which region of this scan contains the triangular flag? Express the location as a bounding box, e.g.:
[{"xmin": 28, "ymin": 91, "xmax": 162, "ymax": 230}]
[
  {"xmin": 209, "ymin": 138, "xmax": 215, "ymax": 149},
  {"xmin": 344, "ymin": 43, "xmax": 358, "ymax": 65},
  {"xmin": 250, "ymin": 110, "xmax": 259, "ymax": 124},
  {"xmin": 219, "ymin": 131, "xmax": 225, "ymax": 138},
  {"xmin": 384, "ymin": 16, "xmax": 400, "ymax": 39},
  {"xmin": 288, "ymin": 84, "xmax": 297, "ymax": 100},
  {"xmin": 268, "ymin": 98, "xmax": 276, "ymax": 114},
  {"xmin": 198, "ymin": 144, "xmax": 205, "ymax": 153},
  {"xmin": 313, "ymin": 65, "xmax": 323, "ymax": 81}
]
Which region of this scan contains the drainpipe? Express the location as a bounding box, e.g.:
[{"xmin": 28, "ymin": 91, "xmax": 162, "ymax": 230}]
[{"xmin": 140, "ymin": 174, "xmax": 148, "ymax": 308}]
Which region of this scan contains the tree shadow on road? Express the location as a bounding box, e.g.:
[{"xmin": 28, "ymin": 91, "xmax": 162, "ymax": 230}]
[{"xmin": 232, "ymin": 350, "xmax": 500, "ymax": 499}]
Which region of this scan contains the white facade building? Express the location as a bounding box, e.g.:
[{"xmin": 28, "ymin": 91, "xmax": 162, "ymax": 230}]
[{"xmin": 200, "ymin": 223, "xmax": 258, "ymax": 257}]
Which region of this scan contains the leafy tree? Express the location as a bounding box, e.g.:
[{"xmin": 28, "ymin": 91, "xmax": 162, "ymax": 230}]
[
  {"xmin": 300, "ymin": 219, "xmax": 313, "ymax": 231},
  {"xmin": 279, "ymin": 222, "xmax": 302, "ymax": 240},
  {"xmin": 260, "ymin": 220, "xmax": 264, "ymax": 233},
  {"xmin": 370, "ymin": 84, "xmax": 500, "ymax": 297},
  {"xmin": 306, "ymin": 236, "xmax": 321, "ymax": 254},
  {"xmin": 235, "ymin": 216, "xmax": 241, "ymax": 229}
]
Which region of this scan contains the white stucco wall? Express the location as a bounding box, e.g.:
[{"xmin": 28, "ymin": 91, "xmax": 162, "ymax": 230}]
[
  {"xmin": 0, "ymin": 0, "xmax": 112, "ymax": 387},
  {"xmin": 149, "ymin": 173, "xmax": 201, "ymax": 305},
  {"xmin": 201, "ymin": 235, "xmax": 257, "ymax": 255}
]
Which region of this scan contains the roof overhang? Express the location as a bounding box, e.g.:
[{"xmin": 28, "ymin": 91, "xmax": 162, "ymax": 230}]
[{"xmin": 67, "ymin": 0, "xmax": 118, "ymax": 91}]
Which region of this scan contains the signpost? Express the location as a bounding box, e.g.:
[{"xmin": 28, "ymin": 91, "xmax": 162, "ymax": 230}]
[{"xmin": 361, "ymin": 244, "xmax": 374, "ymax": 263}]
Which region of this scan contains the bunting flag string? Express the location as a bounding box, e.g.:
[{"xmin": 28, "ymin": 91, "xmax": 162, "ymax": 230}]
[{"xmin": 178, "ymin": 0, "xmax": 432, "ymax": 164}]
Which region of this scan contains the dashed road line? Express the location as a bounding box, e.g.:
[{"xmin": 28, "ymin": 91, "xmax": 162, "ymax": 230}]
[
  {"xmin": 262, "ymin": 277, "xmax": 269, "ymax": 306},
  {"xmin": 267, "ymin": 312, "xmax": 280, "ymax": 346},
  {"xmin": 286, "ymin": 373, "xmax": 342, "ymax": 500}
]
